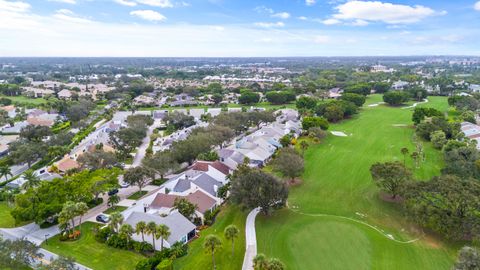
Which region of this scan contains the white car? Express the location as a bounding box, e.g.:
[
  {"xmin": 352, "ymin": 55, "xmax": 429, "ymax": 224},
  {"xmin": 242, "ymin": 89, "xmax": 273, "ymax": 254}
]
[{"xmin": 120, "ymin": 182, "xmax": 130, "ymax": 188}]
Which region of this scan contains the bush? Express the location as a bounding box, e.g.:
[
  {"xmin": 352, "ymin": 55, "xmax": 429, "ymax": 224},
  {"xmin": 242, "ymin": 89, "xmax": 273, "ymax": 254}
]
[
  {"xmin": 133, "ymin": 241, "xmax": 154, "ymax": 254},
  {"xmin": 302, "ymin": 116, "xmax": 329, "ymax": 130},
  {"xmin": 203, "ymin": 207, "xmax": 221, "ymax": 226},
  {"xmin": 106, "ymin": 234, "xmax": 132, "ymax": 249},
  {"xmin": 135, "ymin": 259, "xmax": 155, "ymax": 270},
  {"xmin": 308, "ymin": 127, "xmax": 327, "ymax": 141},
  {"xmin": 431, "ymin": 130, "xmax": 447, "ymax": 149},
  {"xmin": 95, "ymin": 226, "xmax": 114, "ymax": 243},
  {"xmin": 156, "ymin": 259, "xmax": 173, "ymax": 270}
]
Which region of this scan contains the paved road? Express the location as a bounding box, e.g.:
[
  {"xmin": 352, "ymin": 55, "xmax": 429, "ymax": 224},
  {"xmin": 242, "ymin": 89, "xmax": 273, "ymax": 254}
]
[
  {"xmin": 242, "ymin": 207, "xmax": 260, "ymax": 270},
  {"xmin": 132, "ymin": 123, "xmax": 157, "ymax": 167}
]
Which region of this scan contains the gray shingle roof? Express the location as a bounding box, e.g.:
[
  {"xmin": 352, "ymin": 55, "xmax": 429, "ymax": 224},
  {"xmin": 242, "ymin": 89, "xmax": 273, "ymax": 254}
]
[
  {"xmin": 173, "ymin": 178, "xmax": 191, "ymax": 193},
  {"xmin": 192, "ymin": 173, "xmax": 223, "ymax": 197},
  {"xmin": 124, "ymin": 211, "xmax": 195, "ymax": 245}
]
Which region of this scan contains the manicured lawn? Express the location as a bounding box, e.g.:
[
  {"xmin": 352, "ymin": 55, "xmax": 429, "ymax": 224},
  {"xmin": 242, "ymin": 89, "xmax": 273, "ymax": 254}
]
[
  {"xmin": 1, "ymin": 95, "xmax": 51, "ymax": 105},
  {"xmin": 41, "ymin": 222, "xmax": 145, "ymax": 270},
  {"xmin": 0, "ymin": 201, "xmax": 16, "ymax": 228},
  {"xmin": 127, "ymin": 190, "xmax": 148, "ymax": 200},
  {"xmin": 256, "ymin": 95, "xmax": 457, "ymax": 269},
  {"xmin": 103, "ymin": 206, "xmax": 128, "ymax": 214},
  {"xmin": 174, "ymin": 204, "xmax": 247, "ymax": 270}
]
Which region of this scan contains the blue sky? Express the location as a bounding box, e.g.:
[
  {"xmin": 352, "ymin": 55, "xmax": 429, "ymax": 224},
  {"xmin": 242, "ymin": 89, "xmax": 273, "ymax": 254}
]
[{"xmin": 0, "ymin": 0, "xmax": 479, "ymax": 56}]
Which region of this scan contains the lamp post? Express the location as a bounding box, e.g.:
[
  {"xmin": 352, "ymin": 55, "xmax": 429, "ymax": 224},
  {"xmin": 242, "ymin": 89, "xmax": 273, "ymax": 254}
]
[{"xmin": 44, "ymin": 234, "xmax": 50, "ymax": 245}]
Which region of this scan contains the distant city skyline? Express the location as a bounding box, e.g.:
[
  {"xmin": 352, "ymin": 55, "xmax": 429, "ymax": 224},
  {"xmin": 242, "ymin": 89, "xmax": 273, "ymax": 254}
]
[{"xmin": 0, "ymin": 0, "xmax": 479, "ymax": 57}]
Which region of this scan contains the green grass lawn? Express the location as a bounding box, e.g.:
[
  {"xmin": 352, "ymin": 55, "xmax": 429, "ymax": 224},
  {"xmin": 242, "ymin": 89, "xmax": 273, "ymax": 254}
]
[
  {"xmin": 127, "ymin": 190, "xmax": 148, "ymax": 200},
  {"xmin": 1, "ymin": 95, "xmax": 51, "ymax": 105},
  {"xmin": 0, "ymin": 202, "xmax": 16, "ymax": 228},
  {"xmin": 103, "ymin": 206, "xmax": 128, "ymax": 215},
  {"xmin": 42, "ymin": 222, "xmax": 145, "ymax": 270},
  {"xmin": 174, "ymin": 204, "xmax": 247, "ymax": 270},
  {"xmin": 256, "ymin": 95, "xmax": 457, "ymax": 270}
]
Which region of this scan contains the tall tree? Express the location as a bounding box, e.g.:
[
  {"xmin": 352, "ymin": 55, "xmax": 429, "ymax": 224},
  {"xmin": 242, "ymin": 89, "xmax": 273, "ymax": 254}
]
[
  {"xmin": 230, "ymin": 166, "xmax": 288, "ymax": 215},
  {"xmin": 157, "ymin": 224, "xmax": 171, "ymax": 251},
  {"xmin": 224, "ymin": 224, "xmax": 239, "ymax": 257},
  {"xmin": 22, "ymin": 171, "xmax": 41, "ymax": 190},
  {"xmin": 370, "ymin": 162, "xmax": 411, "ymax": 198},
  {"xmin": 109, "ymin": 212, "xmax": 124, "ymax": 233},
  {"xmin": 135, "ymin": 221, "xmax": 147, "ymax": 242},
  {"xmin": 0, "ymin": 165, "xmax": 12, "ymax": 182},
  {"xmin": 146, "ymin": 221, "xmax": 158, "ymax": 250},
  {"xmin": 203, "ymin": 234, "xmax": 222, "ymax": 270},
  {"xmin": 123, "ymin": 167, "xmax": 150, "ymax": 192},
  {"xmin": 272, "ymin": 148, "xmax": 304, "ymax": 184}
]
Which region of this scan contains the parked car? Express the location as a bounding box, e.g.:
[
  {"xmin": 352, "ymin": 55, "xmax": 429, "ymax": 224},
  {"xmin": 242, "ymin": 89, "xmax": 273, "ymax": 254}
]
[
  {"xmin": 96, "ymin": 214, "xmax": 110, "ymax": 223},
  {"xmin": 119, "ymin": 182, "xmax": 130, "ymax": 188},
  {"xmin": 108, "ymin": 189, "xmax": 119, "ymax": 196}
]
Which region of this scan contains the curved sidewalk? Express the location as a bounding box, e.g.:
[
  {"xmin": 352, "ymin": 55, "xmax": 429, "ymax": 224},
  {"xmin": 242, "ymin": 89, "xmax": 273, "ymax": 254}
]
[{"xmin": 242, "ymin": 207, "xmax": 260, "ymax": 270}]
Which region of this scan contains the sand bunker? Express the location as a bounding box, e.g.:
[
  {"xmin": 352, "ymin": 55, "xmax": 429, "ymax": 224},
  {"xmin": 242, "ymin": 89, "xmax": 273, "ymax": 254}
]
[{"xmin": 331, "ymin": 131, "xmax": 348, "ymax": 137}]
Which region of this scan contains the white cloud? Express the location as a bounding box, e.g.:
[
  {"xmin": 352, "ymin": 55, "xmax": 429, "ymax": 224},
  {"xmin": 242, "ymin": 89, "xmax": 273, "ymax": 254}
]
[
  {"xmin": 332, "ymin": 1, "xmax": 443, "ymax": 24},
  {"xmin": 271, "ymin": 12, "xmax": 290, "ymax": 19},
  {"xmin": 0, "ymin": 0, "xmax": 30, "ymax": 12},
  {"xmin": 113, "ymin": 0, "xmax": 137, "ymax": 6},
  {"xmin": 209, "ymin": 25, "xmax": 224, "ymax": 31},
  {"xmin": 350, "ymin": 19, "xmax": 369, "ymax": 26},
  {"xmin": 314, "ymin": 35, "xmax": 330, "ymax": 44},
  {"xmin": 130, "ymin": 10, "xmax": 166, "ymax": 21},
  {"xmin": 322, "ymin": 18, "xmax": 341, "ymax": 25},
  {"xmin": 136, "ymin": 0, "xmax": 173, "ymax": 8},
  {"xmin": 475, "ymin": 1, "xmax": 480, "ymax": 11},
  {"xmin": 48, "ymin": 0, "xmax": 76, "ymax": 4},
  {"xmin": 254, "ymin": 21, "xmax": 285, "ymax": 28},
  {"xmin": 306, "ymin": 0, "xmax": 316, "ymax": 6},
  {"xmin": 53, "ymin": 9, "xmax": 92, "ymax": 23},
  {"xmin": 298, "ymin": 16, "xmax": 308, "ymax": 20},
  {"xmin": 254, "ymin": 6, "xmax": 274, "ymax": 14}
]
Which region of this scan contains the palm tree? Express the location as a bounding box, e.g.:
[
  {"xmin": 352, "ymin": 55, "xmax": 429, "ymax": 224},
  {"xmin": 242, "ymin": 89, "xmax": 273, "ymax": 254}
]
[
  {"xmin": 157, "ymin": 224, "xmax": 171, "ymax": 251},
  {"xmin": 22, "ymin": 171, "xmax": 40, "ymax": 190},
  {"xmin": 135, "ymin": 221, "xmax": 147, "ymax": 242},
  {"xmin": 108, "ymin": 194, "xmax": 120, "ymax": 210},
  {"xmin": 411, "ymin": 151, "xmax": 419, "ymax": 169},
  {"xmin": 224, "ymin": 224, "xmax": 239, "ymax": 257},
  {"xmin": 119, "ymin": 224, "xmax": 134, "ymax": 243},
  {"xmin": 0, "ymin": 165, "xmax": 12, "ymax": 182},
  {"xmin": 253, "ymin": 254, "xmax": 269, "ymax": 270},
  {"xmin": 146, "ymin": 221, "xmax": 158, "ymax": 250},
  {"xmin": 203, "ymin": 234, "xmax": 222, "ymax": 270},
  {"xmin": 400, "ymin": 147, "xmax": 409, "ymax": 166},
  {"xmin": 76, "ymin": 202, "xmax": 88, "ymax": 235},
  {"xmin": 109, "ymin": 212, "xmax": 124, "ymax": 233}
]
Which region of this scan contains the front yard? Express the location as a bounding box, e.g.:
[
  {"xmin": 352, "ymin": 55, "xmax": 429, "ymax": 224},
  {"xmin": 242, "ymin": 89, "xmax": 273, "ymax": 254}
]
[
  {"xmin": 0, "ymin": 202, "xmax": 16, "ymax": 228},
  {"xmin": 41, "ymin": 222, "xmax": 145, "ymax": 270}
]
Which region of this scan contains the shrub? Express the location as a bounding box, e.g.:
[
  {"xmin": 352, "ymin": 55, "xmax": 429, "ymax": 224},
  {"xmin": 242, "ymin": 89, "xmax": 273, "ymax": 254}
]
[
  {"xmin": 302, "ymin": 116, "xmax": 329, "ymax": 130},
  {"xmin": 95, "ymin": 226, "xmax": 114, "ymax": 243},
  {"xmin": 156, "ymin": 259, "xmax": 173, "ymax": 270},
  {"xmin": 135, "ymin": 259, "xmax": 155, "ymax": 270},
  {"xmin": 204, "ymin": 207, "xmax": 221, "ymax": 226},
  {"xmin": 308, "ymin": 127, "xmax": 327, "ymax": 141},
  {"xmin": 133, "ymin": 241, "xmax": 154, "ymax": 254},
  {"xmin": 106, "ymin": 234, "xmax": 130, "ymax": 249},
  {"xmin": 340, "ymin": 93, "xmax": 366, "ymax": 107}
]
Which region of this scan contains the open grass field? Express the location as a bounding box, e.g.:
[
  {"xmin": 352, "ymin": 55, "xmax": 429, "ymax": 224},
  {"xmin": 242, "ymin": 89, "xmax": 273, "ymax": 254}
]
[
  {"xmin": 41, "ymin": 222, "xmax": 145, "ymax": 270},
  {"xmin": 0, "ymin": 95, "xmax": 51, "ymax": 105},
  {"xmin": 256, "ymin": 95, "xmax": 458, "ymax": 269},
  {"xmin": 0, "ymin": 202, "xmax": 16, "ymax": 228},
  {"xmin": 174, "ymin": 204, "xmax": 247, "ymax": 270}
]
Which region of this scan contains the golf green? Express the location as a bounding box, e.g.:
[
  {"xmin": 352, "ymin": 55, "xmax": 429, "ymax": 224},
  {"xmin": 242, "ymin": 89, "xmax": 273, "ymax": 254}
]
[{"xmin": 256, "ymin": 95, "xmax": 457, "ymax": 269}]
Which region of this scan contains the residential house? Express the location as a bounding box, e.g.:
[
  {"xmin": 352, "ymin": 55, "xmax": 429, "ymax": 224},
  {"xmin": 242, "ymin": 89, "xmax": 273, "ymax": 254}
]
[
  {"xmin": 57, "ymin": 89, "xmax": 73, "ymax": 100},
  {"xmin": 124, "ymin": 211, "xmax": 196, "ymax": 249}
]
